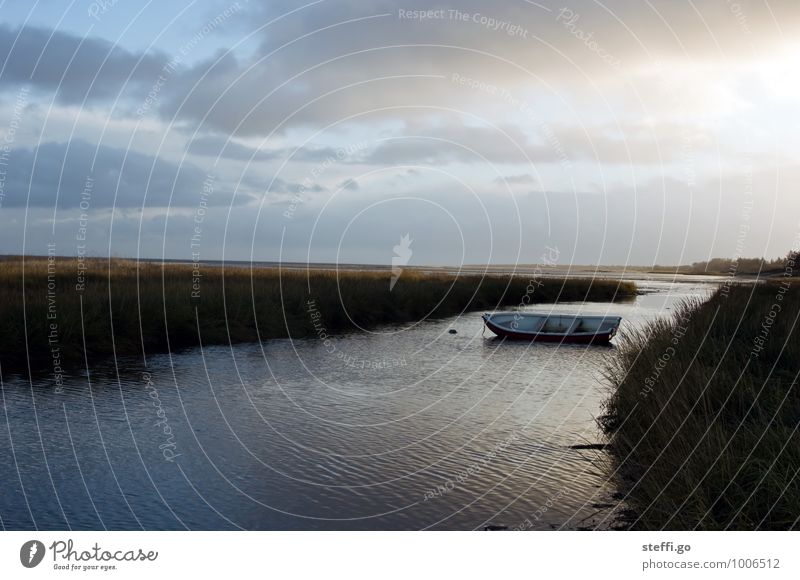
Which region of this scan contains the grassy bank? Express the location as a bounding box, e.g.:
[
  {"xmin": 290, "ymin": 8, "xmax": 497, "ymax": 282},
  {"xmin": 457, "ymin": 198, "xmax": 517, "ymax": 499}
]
[
  {"xmin": 602, "ymin": 281, "xmax": 800, "ymax": 530},
  {"xmin": 0, "ymin": 257, "xmax": 636, "ymax": 373}
]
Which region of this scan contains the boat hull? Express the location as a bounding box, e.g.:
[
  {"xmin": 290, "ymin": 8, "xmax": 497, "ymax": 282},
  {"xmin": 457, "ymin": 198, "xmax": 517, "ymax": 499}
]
[{"xmin": 482, "ymin": 313, "xmax": 620, "ymax": 345}]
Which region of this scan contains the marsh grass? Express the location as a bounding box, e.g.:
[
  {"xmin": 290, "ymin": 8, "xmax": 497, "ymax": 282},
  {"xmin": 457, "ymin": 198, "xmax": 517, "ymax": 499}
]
[
  {"xmin": 0, "ymin": 257, "xmax": 636, "ymax": 373},
  {"xmin": 602, "ymin": 282, "xmax": 800, "ymax": 530}
]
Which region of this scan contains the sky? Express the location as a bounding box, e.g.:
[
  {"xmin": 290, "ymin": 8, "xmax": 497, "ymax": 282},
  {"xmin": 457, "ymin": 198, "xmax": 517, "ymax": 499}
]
[{"xmin": 1, "ymin": 0, "xmax": 799, "ymax": 267}]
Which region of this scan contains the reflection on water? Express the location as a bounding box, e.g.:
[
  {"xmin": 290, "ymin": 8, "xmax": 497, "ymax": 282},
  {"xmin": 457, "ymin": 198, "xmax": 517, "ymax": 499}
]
[{"xmin": 0, "ymin": 281, "xmax": 715, "ymax": 530}]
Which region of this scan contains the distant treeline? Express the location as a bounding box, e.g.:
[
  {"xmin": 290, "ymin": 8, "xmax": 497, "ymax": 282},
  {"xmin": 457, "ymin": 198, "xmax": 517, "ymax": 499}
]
[{"xmin": 655, "ymin": 251, "xmax": 800, "ymax": 276}]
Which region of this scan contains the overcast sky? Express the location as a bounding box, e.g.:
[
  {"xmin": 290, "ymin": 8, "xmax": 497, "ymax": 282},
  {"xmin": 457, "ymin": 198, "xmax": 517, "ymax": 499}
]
[{"xmin": 1, "ymin": 0, "xmax": 799, "ymax": 266}]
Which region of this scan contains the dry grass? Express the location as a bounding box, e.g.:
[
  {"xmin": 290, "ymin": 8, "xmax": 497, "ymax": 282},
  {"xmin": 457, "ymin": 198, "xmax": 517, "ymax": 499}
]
[
  {"xmin": 602, "ymin": 283, "xmax": 800, "ymax": 530},
  {"xmin": 0, "ymin": 257, "xmax": 636, "ymax": 373}
]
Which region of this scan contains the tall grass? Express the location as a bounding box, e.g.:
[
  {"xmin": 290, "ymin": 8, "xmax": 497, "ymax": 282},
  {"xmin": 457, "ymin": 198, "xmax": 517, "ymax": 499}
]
[
  {"xmin": 0, "ymin": 257, "xmax": 636, "ymax": 373},
  {"xmin": 602, "ymin": 282, "xmax": 800, "ymax": 530}
]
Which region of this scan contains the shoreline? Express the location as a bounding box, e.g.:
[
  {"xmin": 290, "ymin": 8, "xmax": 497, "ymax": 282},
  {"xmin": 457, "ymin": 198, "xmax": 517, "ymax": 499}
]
[{"xmin": 0, "ymin": 256, "xmax": 636, "ymax": 375}]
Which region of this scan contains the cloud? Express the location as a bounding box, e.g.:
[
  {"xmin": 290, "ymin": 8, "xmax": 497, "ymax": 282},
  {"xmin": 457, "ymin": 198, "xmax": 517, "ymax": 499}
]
[
  {"xmin": 5, "ymin": 2, "xmax": 800, "ymax": 136},
  {"xmin": 494, "ymin": 174, "xmax": 534, "ymax": 185},
  {"xmin": 359, "ymin": 120, "xmax": 719, "ymax": 167},
  {"xmin": 0, "ymin": 24, "xmax": 167, "ymax": 104},
  {"xmin": 156, "ymin": 0, "xmax": 800, "ymax": 135},
  {"xmin": 185, "ymin": 134, "xmax": 279, "ymax": 161},
  {"xmin": 3, "ymin": 161, "xmax": 797, "ymax": 265},
  {"xmin": 239, "ymin": 170, "xmax": 325, "ymax": 195},
  {"xmin": 339, "ymin": 178, "xmax": 359, "ymax": 191},
  {"xmin": 1, "ymin": 139, "xmax": 242, "ymax": 208},
  {"xmin": 267, "ymin": 177, "xmax": 324, "ymax": 194},
  {"xmin": 363, "ymin": 124, "xmax": 550, "ymax": 165},
  {"xmin": 184, "ymin": 134, "xmax": 345, "ymax": 163}
]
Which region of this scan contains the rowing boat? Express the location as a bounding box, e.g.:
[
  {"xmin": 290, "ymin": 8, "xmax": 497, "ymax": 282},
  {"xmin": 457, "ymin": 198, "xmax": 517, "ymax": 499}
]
[{"xmin": 482, "ymin": 312, "xmax": 622, "ymax": 344}]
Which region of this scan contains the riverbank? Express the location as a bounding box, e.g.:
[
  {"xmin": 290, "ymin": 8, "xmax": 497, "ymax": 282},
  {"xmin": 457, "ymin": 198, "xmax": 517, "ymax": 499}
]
[
  {"xmin": 0, "ymin": 257, "xmax": 636, "ymax": 374},
  {"xmin": 602, "ymin": 281, "xmax": 800, "ymax": 530}
]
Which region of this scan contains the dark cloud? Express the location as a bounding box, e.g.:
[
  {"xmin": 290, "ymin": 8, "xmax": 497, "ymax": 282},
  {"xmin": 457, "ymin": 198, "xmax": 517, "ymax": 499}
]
[
  {"xmin": 186, "ymin": 134, "xmax": 279, "ymax": 161},
  {"xmin": 360, "ymin": 121, "xmax": 720, "ymax": 167},
  {"xmin": 494, "ymin": 174, "xmax": 534, "ymax": 185},
  {"xmin": 1, "ymin": 139, "xmax": 241, "ymax": 208},
  {"xmin": 184, "ymin": 134, "xmax": 344, "ymax": 163},
  {"xmin": 157, "ymin": 0, "xmax": 800, "ymax": 135},
  {"xmin": 240, "ymin": 171, "xmax": 325, "ymax": 195},
  {"xmin": 267, "ymin": 177, "xmax": 324, "ymax": 194},
  {"xmin": 5, "ymin": 2, "xmax": 796, "ymax": 139},
  {"xmin": 339, "ymin": 178, "xmax": 359, "ymax": 191},
  {"xmin": 0, "ymin": 24, "xmax": 167, "ymax": 103},
  {"xmin": 364, "ymin": 125, "xmax": 550, "ymax": 165},
  {"xmin": 4, "ymin": 1, "xmax": 799, "ymax": 136},
  {"xmin": 3, "ymin": 162, "xmax": 798, "ymax": 265}
]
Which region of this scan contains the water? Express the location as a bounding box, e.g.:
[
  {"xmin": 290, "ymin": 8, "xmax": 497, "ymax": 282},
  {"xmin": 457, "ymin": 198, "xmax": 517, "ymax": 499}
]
[{"xmin": 0, "ymin": 280, "xmax": 715, "ymax": 530}]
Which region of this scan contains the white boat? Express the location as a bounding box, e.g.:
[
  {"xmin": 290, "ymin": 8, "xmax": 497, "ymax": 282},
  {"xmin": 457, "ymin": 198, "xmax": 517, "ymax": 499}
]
[{"xmin": 482, "ymin": 312, "xmax": 622, "ymax": 344}]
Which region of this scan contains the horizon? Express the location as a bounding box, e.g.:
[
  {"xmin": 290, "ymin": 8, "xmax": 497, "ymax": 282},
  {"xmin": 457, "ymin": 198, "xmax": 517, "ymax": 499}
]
[{"xmin": 1, "ymin": 251, "xmax": 792, "ymax": 270}]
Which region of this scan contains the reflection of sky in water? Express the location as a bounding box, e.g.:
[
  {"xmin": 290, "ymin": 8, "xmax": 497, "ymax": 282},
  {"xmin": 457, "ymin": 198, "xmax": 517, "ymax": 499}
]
[{"xmin": 0, "ymin": 281, "xmax": 715, "ymax": 530}]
